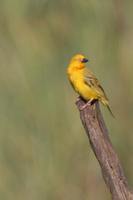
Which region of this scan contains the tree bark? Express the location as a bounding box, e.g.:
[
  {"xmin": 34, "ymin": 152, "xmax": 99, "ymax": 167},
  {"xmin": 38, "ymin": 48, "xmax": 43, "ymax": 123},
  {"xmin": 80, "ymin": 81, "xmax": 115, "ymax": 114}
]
[{"xmin": 76, "ymin": 97, "xmax": 133, "ymax": 200}]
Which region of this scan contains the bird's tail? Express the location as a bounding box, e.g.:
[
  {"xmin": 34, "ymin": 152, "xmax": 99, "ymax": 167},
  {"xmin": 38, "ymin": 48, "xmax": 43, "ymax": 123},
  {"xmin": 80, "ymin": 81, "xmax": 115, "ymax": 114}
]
[
  {"xmin": 107, "ymin": 105, "xmax": 115, "ymax": 118},
  {"xmin": 101, "ymin": 98, "xmax": 115, "ymax": 118}
]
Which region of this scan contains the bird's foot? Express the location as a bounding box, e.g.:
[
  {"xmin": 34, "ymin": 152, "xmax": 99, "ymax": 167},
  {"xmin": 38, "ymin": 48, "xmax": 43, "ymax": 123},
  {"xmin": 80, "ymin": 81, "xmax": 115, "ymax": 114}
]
[{"xmin": 79, "ymin": 99, "xmax": 93, "ymax": 111}]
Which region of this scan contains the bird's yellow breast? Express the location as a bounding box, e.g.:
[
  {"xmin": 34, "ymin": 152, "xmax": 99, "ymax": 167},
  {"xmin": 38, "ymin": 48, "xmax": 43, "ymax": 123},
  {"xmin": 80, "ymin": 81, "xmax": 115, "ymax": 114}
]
[{"xmin": 68, "ymin": 69, "xmax": 97, "ymax": 101}]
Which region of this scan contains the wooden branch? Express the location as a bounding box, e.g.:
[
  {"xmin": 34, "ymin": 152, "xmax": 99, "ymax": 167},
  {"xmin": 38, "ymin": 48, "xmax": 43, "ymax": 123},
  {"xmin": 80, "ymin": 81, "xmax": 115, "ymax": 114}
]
[{"xmin": 76, "ymin": 97, "xmax": 133, "ymax": 200}]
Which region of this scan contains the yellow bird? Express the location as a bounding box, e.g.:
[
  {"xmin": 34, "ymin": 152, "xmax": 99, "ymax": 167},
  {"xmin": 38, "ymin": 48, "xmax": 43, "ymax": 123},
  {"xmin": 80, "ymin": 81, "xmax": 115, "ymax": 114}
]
[{"xmin": 67, "ymin": 54, "xmax": 114, "ymax": 116}]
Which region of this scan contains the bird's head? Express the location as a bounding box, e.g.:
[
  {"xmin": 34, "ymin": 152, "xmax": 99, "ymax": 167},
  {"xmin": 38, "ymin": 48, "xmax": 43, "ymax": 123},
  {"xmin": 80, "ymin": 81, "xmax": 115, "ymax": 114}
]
[{"xmin": 69, "ymin": 54, "xmax": 89, "ymax": 69}]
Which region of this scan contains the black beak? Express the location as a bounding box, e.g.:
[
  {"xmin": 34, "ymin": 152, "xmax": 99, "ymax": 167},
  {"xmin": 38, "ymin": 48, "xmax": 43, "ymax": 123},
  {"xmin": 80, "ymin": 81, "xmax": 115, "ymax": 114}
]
[{"xmin": 82, "ymin": 58, "xmax": 89, "ymax": 63}]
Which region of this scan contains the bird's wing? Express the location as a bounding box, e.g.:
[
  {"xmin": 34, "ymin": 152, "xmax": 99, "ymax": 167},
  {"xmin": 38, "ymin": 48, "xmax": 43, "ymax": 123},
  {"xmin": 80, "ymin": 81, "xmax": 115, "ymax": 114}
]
[{"xmin": 84, "ymin": 68, "xmax": 108, "ymax": 100}]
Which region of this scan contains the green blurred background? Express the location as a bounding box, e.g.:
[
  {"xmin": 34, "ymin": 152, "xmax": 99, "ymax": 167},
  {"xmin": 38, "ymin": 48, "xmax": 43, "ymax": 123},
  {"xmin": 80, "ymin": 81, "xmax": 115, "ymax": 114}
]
[{"xmin": 0, "ymin": 0, "xmax": 133, "ymax": 199}]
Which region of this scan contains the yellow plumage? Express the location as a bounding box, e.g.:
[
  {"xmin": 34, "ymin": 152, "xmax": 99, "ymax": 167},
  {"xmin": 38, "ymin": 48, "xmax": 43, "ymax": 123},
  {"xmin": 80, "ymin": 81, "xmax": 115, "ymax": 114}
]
[{"xmin": 67, "ymin": 54, "xmax": 114, "ymax": 116}]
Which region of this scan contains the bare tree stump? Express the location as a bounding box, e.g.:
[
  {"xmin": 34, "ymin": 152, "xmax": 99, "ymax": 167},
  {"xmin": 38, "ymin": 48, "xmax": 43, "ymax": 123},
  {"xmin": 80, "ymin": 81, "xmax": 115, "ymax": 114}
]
[{"xmin": 76, "ymin": 97, "xmax": 133, "ymax": 200}]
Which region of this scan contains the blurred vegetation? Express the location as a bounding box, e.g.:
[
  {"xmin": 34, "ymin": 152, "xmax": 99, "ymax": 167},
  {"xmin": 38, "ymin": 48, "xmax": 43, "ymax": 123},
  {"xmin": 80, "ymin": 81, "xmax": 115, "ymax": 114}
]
[{"xmin": 0, "ymin": 0, "xmax": 133, "ymax": 199}]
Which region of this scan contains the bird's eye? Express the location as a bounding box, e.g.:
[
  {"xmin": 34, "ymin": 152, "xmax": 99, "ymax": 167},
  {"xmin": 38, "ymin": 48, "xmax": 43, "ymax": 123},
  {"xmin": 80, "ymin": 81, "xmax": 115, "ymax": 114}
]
[{"xmin": 82, "ymin": 58, "xmax": 89, "ymax": 63}]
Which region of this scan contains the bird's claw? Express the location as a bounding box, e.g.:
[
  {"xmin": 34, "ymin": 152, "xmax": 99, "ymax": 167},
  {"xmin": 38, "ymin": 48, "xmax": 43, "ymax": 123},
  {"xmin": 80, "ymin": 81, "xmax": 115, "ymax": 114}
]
[{"xmin": 79, "ymin": 101, "xmax": 92, "ymax": 111}]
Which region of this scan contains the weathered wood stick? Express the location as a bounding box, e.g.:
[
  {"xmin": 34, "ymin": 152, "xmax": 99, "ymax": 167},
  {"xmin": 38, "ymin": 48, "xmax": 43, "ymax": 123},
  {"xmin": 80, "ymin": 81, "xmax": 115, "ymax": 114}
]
[{"xmin": 76, "ymin": 97, "xmax": 133, "ymax": 200}]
